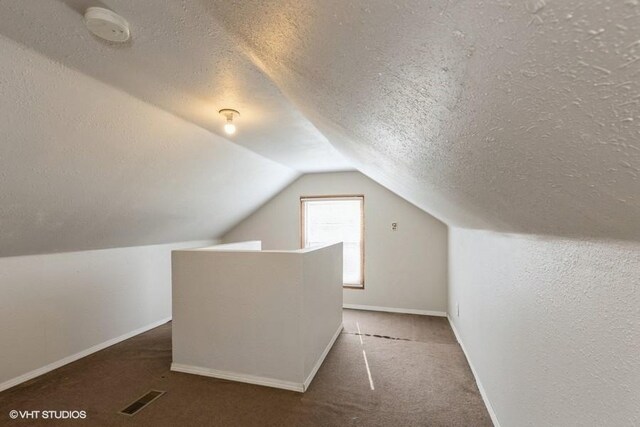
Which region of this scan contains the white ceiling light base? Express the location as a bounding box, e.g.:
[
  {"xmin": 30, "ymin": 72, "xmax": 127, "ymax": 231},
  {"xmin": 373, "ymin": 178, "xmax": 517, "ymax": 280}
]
[{"xmin": 84, "ymin": 7, "xmax": 130, "ymax": 42}]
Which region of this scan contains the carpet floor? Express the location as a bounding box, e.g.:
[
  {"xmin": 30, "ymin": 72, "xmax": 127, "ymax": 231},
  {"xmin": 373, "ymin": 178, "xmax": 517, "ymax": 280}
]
[{"xmin": 0, "ymin": 309, "xmax": 492, "ymax": 426}]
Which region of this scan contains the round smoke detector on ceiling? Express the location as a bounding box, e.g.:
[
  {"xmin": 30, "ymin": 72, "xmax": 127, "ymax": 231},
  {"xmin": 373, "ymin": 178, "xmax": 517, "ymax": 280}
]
[{"xmin": 84, "ymin": 7, "xmax": 130, "ymax": 43}]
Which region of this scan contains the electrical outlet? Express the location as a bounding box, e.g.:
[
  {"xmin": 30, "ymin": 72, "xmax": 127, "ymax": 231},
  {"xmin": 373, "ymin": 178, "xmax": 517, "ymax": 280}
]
[{"xmin": 391, "ymin": 222, "xmax": 397, "ymax": 231}]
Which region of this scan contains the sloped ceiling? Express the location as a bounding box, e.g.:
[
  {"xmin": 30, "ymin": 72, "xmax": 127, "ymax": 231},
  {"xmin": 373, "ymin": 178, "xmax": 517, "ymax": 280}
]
[
  {"xmin": 0, "ymin": 0, "xmax": 351, "ymax": 173},
  {"xmin": 1, "ymin": 0, "xmax": 639, "ymax": 255},
  {"xmin": 0, "ymin": 35, "xmax": 297, "ymax": 257},
  {"xmin": 207, "ymin": 0, "xmax": 640, "ymax": 241}
]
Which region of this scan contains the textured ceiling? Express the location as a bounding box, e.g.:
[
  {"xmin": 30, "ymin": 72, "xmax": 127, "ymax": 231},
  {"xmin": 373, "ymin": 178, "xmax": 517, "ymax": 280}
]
[
  {"xmin": 1, "ymin": 0, "xmax": 639, "ymax": 250},
  {"xmin": 0, "ymin": 0, "xmax": 351, "ymax": 173},
  {"xmin": 0, "ymin": 35, "xmax": 297, "ymax": 257},
  {"xmin": 208, "ymin": 0, "xmax": 640, "ymax": 241}
]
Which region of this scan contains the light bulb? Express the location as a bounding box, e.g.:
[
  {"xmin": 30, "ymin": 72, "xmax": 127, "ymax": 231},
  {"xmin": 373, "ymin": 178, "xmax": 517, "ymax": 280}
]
[
  {"xmin": 224, "ymin": 122, "xmax": 236, "ymax": 135},
  {"xmin": 219, "ymin": 108, "xmax": 239, "ymax": 135}
]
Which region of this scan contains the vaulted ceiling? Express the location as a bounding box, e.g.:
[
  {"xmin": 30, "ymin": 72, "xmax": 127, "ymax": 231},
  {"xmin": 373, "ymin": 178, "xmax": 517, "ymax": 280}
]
[
  {"xmin": 0, "ymin": 35, "xmax": 297, "ymax": 256},
  {"xmin": 0, "ymin": 0, "xmax": 350, "ymax": 173},
  {"xmin": 209, "ymin": 0, "xmax": 640, "ymax": 241},
  {"xmin": 0, "ymin": 0, "xmax": 638, "ymax": 257}
]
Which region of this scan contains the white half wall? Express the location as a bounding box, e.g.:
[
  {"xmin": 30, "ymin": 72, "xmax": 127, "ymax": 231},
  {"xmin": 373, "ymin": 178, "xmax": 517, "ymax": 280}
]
[
  {"xmin": 171, "ymin": 242, "xmax": 343, "ymax": 391},
  {"xmin": 302, "ymin": 243, "xmax": 345, "ymax": 384},
  {"xmin": 223, "ymin": 171, "xmax": 448, "ymax": 314},
  {"xmin": 0, "ymin": 240, "xmax": 214, "ymax": 391},
  {"xmin": 448, "ymin": 228, "xmax": 640, "ymax": 426}
]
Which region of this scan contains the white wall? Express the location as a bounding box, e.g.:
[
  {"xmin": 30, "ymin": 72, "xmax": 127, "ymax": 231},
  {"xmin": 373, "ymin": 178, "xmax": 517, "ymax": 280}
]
[
  {"xmin": 448, "ymin": 228, "xmax": 640, "ymax": 427},
  {"xmin": 302, "ymin": 243, "xmax": 344, "ymax": 382},
  {"xmin": 0, "ymin": 240, "xmax": 213, "ymax": 391},
  {"xmin": 192, "ymin": 241, "xmax": 262, "ymax": 251},
  {"xmin": 171, "ymin": 242, "xmax": 343, "ymax": 391},
  {"xmin": 223, "ymin": 172, "xmax": 448, "ymax": 314}
]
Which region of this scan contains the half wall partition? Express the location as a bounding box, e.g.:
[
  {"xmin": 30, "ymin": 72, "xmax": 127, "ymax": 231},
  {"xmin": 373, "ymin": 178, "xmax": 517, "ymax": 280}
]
[{"xmin": 171, "ymin": 241, "xmax": 343, "ymax": 392}]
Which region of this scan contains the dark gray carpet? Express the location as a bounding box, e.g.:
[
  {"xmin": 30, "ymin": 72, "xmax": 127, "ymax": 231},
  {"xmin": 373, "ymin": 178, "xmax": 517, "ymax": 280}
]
[{"xmin": 0, "ymin": 309, "xmax": 492, "ymax": 426}]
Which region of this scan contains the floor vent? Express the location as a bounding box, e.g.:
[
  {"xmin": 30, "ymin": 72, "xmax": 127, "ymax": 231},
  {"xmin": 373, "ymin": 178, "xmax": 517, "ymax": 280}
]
[{"xmin": 119, "ymin": 390, "xmax": 165, "ymax": 416}]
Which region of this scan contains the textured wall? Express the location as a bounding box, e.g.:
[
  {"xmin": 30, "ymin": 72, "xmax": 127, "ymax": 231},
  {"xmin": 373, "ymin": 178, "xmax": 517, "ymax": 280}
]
[
  {"xmin": 448, "ymin": 228, "xmax": 640, "ymax": 426},
  {"xmin": 223, "ymin": 172, "xmax": 448, "ymax": 313},
  {"xmin": 0, "ymin": 35, "xmax": 297, "ymax": 257},
  {"xmin": 210, "ymin": 0, "xmax": 640, "ymax": 241}
]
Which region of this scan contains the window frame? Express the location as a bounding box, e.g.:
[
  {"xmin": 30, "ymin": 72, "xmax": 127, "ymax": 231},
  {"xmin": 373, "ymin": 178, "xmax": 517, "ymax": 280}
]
[{"xmin": 299, "ymin": 195, "xmax": 365, "ymax": 289}]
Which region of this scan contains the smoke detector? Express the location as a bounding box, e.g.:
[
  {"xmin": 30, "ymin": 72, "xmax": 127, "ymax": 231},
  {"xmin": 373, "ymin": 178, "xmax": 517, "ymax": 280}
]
[{"xmin": 84, "ymin": 7, "xmax": 130, "ymax": 42}]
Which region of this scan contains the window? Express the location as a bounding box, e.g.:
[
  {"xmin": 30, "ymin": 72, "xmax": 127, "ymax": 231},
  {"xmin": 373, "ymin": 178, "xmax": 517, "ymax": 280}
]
[{"xmin": 300, "ymin": 196, "xmax": 364, "ymax": 288}]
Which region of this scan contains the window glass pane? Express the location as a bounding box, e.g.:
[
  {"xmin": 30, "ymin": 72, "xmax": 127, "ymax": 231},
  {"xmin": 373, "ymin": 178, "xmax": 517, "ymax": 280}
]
[
  {"xmin": 302, "ymin": 198, "xmax": 363, "ymax": 285},
  {"xmin": 343, "ymin": 242, "xmax": 361, "ymax": 284}
]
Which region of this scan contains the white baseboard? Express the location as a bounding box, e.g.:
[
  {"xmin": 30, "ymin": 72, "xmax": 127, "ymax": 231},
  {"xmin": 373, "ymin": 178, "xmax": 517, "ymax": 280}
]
[
  {"xmin": 0, "ymin": 316, "xmax": 172, "ymax": 393},
  {"xmin": 447, "ymin": 316, "xmax": 500, "ymax": 427},
  {"xmin": 303, "ymin": 323, "xmax": 343, "ymax": 391},
  {"xmin": 171, "ymin": 363, "xmax": 305, "ymax": 392},
  {"xmin": 343, "ymin": 304, "xmax": 447, "ymax": 317}
]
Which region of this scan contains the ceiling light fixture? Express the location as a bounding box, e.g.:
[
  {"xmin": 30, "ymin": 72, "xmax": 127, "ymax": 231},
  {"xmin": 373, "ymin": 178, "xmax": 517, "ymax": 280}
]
[
  {"xmin": 219, "ymin": 109, "xmax": 240, "ymax": 135},
  {"xmin": 84, "ymin": 7, "xmax": 131, "ymax": 43}
]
